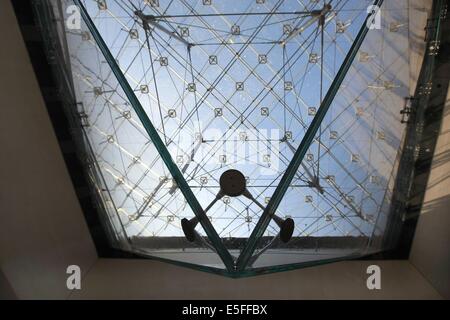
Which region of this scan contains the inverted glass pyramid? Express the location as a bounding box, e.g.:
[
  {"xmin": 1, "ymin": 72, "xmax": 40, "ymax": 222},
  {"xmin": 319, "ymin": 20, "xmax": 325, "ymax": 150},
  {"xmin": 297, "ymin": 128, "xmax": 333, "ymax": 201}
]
[{"xmin": 55, "ymin": 0, "xmax": 410, "ymax": 276}]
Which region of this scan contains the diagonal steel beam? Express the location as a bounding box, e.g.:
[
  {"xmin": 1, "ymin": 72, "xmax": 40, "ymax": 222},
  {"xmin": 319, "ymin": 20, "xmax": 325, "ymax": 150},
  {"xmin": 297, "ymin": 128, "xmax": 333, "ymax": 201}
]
[
  {"xmin": 74, "ymin": 0, "xmax": 235, "ymax": 271},
  {"xmin": 236, "ymin": 0, "xmax": 384, "ymax": 271}
]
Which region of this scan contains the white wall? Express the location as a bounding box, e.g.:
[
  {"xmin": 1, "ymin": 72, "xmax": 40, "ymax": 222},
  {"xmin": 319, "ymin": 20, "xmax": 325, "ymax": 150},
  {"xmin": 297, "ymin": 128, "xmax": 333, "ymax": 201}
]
[
  {"xmin": 410, "ymin": 88, "xmax": 450, "ymax": 299},
  {"xmin": 406, "ymin": 0, "xmax": 450, "ymax": 300},
  {"xmin": 68, "ymin": 259, "xmax": 440, "ymax": 299},
  {"xmin": 0, "ymin": 269, "xmax": 16, "ymax": 300},
  {"xmin": 0, "ymin": 0, "xmax": 97, "ymax": 299}
]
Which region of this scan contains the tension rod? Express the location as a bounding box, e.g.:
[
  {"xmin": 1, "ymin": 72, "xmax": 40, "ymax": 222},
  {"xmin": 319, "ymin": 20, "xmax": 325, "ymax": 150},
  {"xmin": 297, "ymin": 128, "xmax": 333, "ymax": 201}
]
[
  {"xmin": 281, "ymin": 3, "xmax": 333, "ymax": 46},
  {"xmin": 135, "ymin": 10, "xmax": 192, "ymax": 48}
]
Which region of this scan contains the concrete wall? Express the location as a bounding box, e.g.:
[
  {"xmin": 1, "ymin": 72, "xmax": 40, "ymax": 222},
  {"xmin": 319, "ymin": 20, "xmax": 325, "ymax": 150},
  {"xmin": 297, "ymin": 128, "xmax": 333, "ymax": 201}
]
[
  {"xmin": 0, "ymin": 269, "xmax": 16, "ymax": 300},
  {"xmin": 0, "ymin": 0, "xmax": 97, "ymax": 299},
  {"xmin": 405, "ymin": 0, "xmax": 450, "ymax": 300},
  {"xmin": 68, "ymin": 259, "xmax": 441, "ymax": 300},
  {"xmin": 409, "ymin": 88, "xmax": 450, "ymax": 299}
]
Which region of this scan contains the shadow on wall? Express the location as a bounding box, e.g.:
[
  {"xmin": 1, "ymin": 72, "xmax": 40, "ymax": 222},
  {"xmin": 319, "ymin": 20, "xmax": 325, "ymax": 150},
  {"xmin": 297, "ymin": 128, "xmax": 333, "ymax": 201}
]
[
  {"xmin": 431, "ymin": 148, "xmax": 450, "ymax": 167},
  {"xmin": 420, "ymin": 194, "xmax": 450, "ymax": 216}
]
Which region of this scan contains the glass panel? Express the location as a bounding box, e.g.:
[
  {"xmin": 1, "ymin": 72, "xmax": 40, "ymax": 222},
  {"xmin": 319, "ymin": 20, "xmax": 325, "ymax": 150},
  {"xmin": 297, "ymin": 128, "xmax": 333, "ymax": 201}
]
[
  {"xmin": 35, "ymin": 0, "xmax": 420, "ymax": 275},
  {"xmin": 247, "ymin": 0, "xmax": 410, "ymax": 270},
  {"xmin": 78, "ymin": 0, "xmax": 376, "ymax": 243},
  {"xmin": 62, "ymin": 0, "xmax": 226, "ymax": 269}
]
